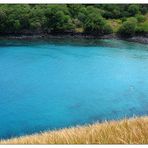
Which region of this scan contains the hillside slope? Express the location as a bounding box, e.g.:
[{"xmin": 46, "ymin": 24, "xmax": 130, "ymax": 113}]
[{"xmin": 1, "ymin": 116, "xmax": 148, "ymax": 144}]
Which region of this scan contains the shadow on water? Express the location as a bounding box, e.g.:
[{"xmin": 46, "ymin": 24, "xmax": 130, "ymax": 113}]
[{"xmin": 0, "ymin": 37, "xmax": 148, "ymax": 50}]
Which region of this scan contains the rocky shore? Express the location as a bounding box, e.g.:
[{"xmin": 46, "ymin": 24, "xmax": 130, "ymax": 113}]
[
  {"xmin": 0, "ymin": 33, "xmax": 148, "ymax": 44},
  {"xmin": 125, "ymin": 35, "xmax": 148, "ymax": 44}
]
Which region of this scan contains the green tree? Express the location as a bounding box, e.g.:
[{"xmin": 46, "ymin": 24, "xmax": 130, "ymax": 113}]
[
  {"xmin": 118, "ymin": 18, "xmax": 137, "ymax": 37},
  {"xmin": 136, "ymin": 14, "xmax": 146, "ymax": 23},
  {"xmin": 47, "ymin": 10, "xmax": 74, "ymax": 32},
  {"xmin": 13, "ymin": 20, "xmax": 21, "ymax": 31},
  {"xmin": 30, "ymin": 20, "xmax": 42, "ymax": 31},
  {"xmin": 0, "ymin": 9, "xmax": 7, "ymax": 32},
  {"xmin": 83, "ymin": 11, "xmax": 112, "ymax": 35},
  {"xmin": 128, "ymin": 5, "xmax": 140, "ymax": 16},
  {"xmin": 0, "ymin": 4, "xmax": 147, "ymax": 35}
]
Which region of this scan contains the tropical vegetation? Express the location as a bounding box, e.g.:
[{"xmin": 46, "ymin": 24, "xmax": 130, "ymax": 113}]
[{"xmin": 0, "ymin": 4, "xmax": 148, "ymax": 37}]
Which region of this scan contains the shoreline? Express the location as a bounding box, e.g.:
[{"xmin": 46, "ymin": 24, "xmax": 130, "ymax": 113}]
[
  {"xmin": 1, "ymin": 33, "xmax": 148, "ymax": 44},
  {"xmin": 0, "ymin": 116, "xmax": 147, "ymax": 144}
]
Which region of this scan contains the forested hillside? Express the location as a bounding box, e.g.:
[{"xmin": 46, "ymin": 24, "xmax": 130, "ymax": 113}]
[{"xmin": 0, "ymin": 4, "xmax": 148, "ymax": 37}]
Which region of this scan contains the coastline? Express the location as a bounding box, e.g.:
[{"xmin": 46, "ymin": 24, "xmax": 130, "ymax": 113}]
[
  {"xmin": 1, "ymin": 33, "xmax": 148, "ymax": 44},
  {"xmin": 0, "ymin": 116, "xmax": 148, "ymax": 144}
]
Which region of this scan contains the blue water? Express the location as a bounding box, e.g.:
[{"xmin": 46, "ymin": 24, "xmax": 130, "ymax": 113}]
[{"xmin": 0, "ymin": 38, "xmax": 148, "ymax": 139}]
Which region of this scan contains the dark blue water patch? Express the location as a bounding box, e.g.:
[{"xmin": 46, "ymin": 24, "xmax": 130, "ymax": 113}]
[
  {"xmin": 0, "ymin": 39, "xmax": 148, "ymax": 140},
  {"xmin": 0, "ymin": 38, "xmax": 148, "ymax": 50}
]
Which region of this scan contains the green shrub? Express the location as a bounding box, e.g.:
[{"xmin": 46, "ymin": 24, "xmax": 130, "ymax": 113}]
[
  {"xmin": 136, "ymin": 22, "xmax": 148, "ymax": 34},
  {"xmin": 0, "ymin": 4, "xmax": 147, "ymax": 34},
  {"xmin": 30, "ymin": 21, "xmax": 42, "ymax": 30},
  {"xmin": 140, "ymin": 6, "xmax": 148, "ymax": 15},
  {"xmin": 136, "ymin": 26, "xmax": 145, "ymax": 34},
  {"xmin": 136, "ymin": 14, "xmax": 146, "ymax": 23},
  {"xmin": 128, "ymin": 5, "xmax": 140, "ymax": 16},
  {"xmin": 118, "ymin": 18, "xmax": 137, "ymax": 37},
  {"xmin": 47, "ymin": 10, "xmax": 75, "ymax": 32},
  {"xmin": 83, "ymin": 12, "xmax": 113, "ymax": 35},
  {"xmin": 121, "ymin": 17, "xmax": 127, "ymax": 22},
  {"xmin": 13, "ymin": 20, "xmax": 21, "ymax": 31},
  {"xmin": 83, "ymin": 13, "xmax": 105, "ymax": 34},
  {"xmin": 102, "ymin": 24, "xmax": 113, "ymax": 34}
]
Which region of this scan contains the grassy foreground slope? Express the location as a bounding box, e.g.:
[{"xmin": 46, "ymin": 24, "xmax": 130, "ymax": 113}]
[{"xmin": 1, "ymin": 117, "xmax": 148, "ymax": 144}]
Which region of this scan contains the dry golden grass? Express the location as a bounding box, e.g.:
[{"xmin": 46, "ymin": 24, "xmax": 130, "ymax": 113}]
[{"xmin": 0, "ymin": 116, "xmax": 148, "ymax": 144}]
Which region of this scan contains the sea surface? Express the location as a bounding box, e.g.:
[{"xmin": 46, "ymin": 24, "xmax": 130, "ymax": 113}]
[{"xmin": 0, "ymin": 38, "xmax": 148, "ymax": 139}]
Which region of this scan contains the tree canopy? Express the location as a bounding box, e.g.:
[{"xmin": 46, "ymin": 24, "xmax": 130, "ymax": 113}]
[{"xmin": 0, "ymin": 4, "xmax": 147, "ymax": 36}]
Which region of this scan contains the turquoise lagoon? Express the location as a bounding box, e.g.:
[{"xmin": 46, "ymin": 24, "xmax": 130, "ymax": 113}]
[{"xmin": 0, "ymin": 38, "xmax": 148, "ymax": 139}]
